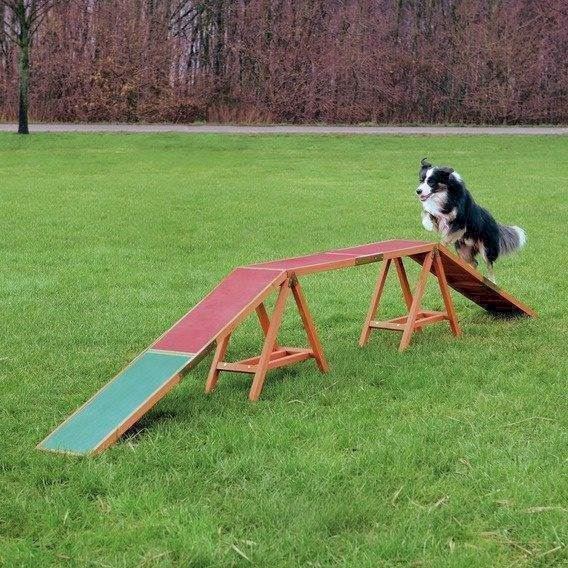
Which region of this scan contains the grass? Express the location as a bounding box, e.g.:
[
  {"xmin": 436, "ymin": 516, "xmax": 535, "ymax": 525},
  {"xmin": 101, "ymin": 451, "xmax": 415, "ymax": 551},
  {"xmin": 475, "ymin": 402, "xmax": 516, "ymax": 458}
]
[{"xmin": 0, "ymin": 133, "xmax": 566, "ymax": 567}]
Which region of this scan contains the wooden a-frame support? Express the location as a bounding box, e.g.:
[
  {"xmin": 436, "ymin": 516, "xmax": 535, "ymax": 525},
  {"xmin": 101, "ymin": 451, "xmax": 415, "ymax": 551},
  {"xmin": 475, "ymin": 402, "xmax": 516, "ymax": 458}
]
[
  {"xmin": 359, "ymin": 247, "xmax": 461, "ymax": 351},
  {"xmin": 205, "ymin": 275, "xmax": 329, "ymax": 401}
]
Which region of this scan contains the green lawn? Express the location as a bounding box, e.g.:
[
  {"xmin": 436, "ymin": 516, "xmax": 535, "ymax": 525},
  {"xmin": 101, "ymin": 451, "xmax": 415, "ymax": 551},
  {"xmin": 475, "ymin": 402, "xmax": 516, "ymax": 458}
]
[{"xmin": 1, "ymin": 133, "xmax": 566, "ymax": 567}]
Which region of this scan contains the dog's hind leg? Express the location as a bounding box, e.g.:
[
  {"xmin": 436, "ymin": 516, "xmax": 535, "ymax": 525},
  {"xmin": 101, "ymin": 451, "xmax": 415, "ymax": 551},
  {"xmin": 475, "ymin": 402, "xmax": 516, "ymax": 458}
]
[
  {"xmin": 455, "ymin": 241, "xmax": 478, "ymax": 269},
  {"xmin": 479, "ymin": 243, "xmax": 497, "ymax": 283}
]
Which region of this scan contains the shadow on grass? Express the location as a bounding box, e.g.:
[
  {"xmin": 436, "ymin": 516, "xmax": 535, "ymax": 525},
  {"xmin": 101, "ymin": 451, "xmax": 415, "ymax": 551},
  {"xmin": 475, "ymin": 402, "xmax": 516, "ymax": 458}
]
[{"xmin": 470, "ymin": 309, "xmax": 531, "ymax": 322}]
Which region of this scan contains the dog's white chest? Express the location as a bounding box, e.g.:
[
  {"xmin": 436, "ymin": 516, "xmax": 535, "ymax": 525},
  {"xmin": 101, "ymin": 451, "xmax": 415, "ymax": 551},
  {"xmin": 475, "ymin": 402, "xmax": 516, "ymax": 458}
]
[{"xmin": 422, "ymin": 196, "xmax": 444, "ymax": 216}]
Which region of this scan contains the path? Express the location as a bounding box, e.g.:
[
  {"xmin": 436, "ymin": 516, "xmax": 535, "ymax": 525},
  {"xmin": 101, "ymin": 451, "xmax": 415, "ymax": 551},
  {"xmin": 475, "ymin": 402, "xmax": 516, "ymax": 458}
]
[{"xmin": 1, "ymin": 123, "xmax": 567, "ymax": 135}]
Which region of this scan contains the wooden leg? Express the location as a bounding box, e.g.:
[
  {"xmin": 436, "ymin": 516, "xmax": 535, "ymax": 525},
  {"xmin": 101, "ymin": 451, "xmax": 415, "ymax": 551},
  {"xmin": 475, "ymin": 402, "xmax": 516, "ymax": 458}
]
[
  {"xmin": 393, "ymin": 257, "xmax": 413, "ymax": 310},
  {"xmin": 393, "ymin": 256, "xmax": 422, "ymax": 333},
  {"xmin": 205, "ymin": 333, "xmax": 231, "ymax": 393},
  {"xmin": 359, "ymin": 259, "xmax": 391, "ymax": 346},
  {"xmin": 256, "ymin": 303, "xmax": 279, "ymax": 349},
  {"xmin": 249, "ymin": 280, "xmax": 291, "ymax": 401},
  {"xmin": 290, "ymin": 277, "xmax": 329, "ymax": 373},
  {"xmin": 399, "ymin": 251, "xmax": 434, "ymax": 351},
  {"xmin": 433, "ymin": 248, "xmax": 461, "ymax": 337}
]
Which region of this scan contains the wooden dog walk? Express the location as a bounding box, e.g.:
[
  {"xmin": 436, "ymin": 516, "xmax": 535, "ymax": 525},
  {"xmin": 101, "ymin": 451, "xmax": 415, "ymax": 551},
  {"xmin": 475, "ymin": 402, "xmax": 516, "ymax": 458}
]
[{"xmin": 38, "ymin": 241, "xmax": 534, "ymax": 455}]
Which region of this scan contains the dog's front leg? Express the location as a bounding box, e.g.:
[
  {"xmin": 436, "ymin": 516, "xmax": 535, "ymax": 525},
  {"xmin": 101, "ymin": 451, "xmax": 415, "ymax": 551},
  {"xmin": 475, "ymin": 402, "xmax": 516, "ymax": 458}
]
[
  {"xmin": 421, "ymin": 211, "xmax": 437, "ymax": 232},
  {"xmin": 438, "ymin": 218, "xmax": 452, "ymax": 245}
]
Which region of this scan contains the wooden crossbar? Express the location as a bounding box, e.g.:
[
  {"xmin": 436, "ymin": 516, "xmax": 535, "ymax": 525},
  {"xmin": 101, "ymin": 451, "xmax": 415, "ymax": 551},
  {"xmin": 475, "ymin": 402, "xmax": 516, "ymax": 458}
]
[
  {"xmin": 218, "ymin": 349, "xmax": 313, "ymax": 374},
  {"xmin": 360, "ymin": 247, "xmax": 461, "ymax": 351},
  {"xmin": 205, "ymin": 276, "xmax": 329, "ymax": 400}
]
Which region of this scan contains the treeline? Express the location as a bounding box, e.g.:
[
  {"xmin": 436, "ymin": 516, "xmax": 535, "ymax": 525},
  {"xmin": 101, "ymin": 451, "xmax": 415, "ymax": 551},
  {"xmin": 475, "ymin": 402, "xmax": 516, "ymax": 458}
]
[{"xmin": 1, "ymin": 0, "xmax": 567, "ymax": 125}]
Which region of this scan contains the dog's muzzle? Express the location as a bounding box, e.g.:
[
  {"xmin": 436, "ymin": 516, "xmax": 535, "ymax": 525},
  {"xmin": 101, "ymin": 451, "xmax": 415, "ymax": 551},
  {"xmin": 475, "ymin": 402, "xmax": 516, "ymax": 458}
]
[
  {"xmin": 416, "ymin": 187, "xmax": 431, "ymax": 201},
  {"xmin": 416, "ymin": 183, "xmax": 432, "ymax": 201}
]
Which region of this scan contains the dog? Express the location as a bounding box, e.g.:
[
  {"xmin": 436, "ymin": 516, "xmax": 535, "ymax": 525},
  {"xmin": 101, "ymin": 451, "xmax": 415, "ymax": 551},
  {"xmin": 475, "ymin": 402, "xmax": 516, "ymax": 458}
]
[{"xmin": 416, "ymin": 158, "xmax": 526, "ymax": 283}]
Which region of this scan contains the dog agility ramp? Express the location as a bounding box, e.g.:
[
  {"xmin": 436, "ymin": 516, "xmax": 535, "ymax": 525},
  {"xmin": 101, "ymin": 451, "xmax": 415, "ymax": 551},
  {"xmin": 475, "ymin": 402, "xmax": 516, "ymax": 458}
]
[
  {"xmin": 413, "ymin": 245, "xmax": 535, "ymax": 316},
  {"xmin": 38, "ymin": 267, "xmax": 286, "ymax": 455},
  {"xmin": 39, "ymin": 240, "xmax": 534, "ymax": 455},
  {"xmin": 38, "ymin": 352, "xmax": 192, "ymax": 455}
]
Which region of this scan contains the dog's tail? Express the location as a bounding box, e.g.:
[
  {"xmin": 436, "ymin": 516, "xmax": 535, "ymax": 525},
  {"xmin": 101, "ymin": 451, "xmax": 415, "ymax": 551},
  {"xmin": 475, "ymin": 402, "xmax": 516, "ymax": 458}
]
[{"xmin": 498, "ymin": 224, "xmax": 526, "ymax": 256}]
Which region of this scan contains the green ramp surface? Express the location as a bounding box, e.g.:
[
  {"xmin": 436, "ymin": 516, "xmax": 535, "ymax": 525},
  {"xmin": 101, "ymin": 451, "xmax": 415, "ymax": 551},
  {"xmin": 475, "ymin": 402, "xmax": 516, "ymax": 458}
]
[{"xmin": 38, "ymin": 351, "xmax": 192, "ymax": 455}]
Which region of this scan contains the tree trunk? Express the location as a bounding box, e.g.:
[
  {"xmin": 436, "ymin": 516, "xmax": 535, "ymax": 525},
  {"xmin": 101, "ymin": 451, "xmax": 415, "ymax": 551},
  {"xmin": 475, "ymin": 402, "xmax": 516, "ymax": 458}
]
[{"xmin": 18, "ymin": 35, "xmax": 30, "ymax": 134}]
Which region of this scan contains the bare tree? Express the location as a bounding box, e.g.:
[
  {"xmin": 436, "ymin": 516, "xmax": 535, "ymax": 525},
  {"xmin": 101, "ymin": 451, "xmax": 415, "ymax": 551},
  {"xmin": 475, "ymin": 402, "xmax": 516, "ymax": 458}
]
[{"xmin": 0, "ymin": 0, "xmax": 60, "ymax": 133}]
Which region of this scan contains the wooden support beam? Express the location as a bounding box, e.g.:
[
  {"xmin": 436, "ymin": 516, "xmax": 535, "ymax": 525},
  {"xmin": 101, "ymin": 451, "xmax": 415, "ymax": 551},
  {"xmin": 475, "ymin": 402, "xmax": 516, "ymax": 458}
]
[
  {"xmin": 290, "ymin": 277, "xmax": 329, "ymax": 373},
  {"xmin": 433, "ymin": 248, "xmax": 461, "ymax": 337},
  {"xmin": 238, "ymin": 348, "xmax": 289, "ymax": 366},
  {"xmin": 249, "ymin": 279, "xmax": 292, "ymax": 400},
  {"xmin": 413, "ymin": 312, "xmax": 448, "ymax": 328},
  {"xmin": 360, "ymin": 246, "xmax": 459, "ymax": 352},
  {"xmin": 256, "ymin": 303, "xmax": 280, "ymax": 349},
  {"xmin": 205, "ymin": 333, "xmax": 231, "ymax": 393},
  {"xmin": 399, "ymin": 250, "xmax": 434, "ymax": 351},
  {"xmin": 216, "ymin": 349, "xmax": 313, "ymax": 374},
  {"xmin": 393, "ymin": 257, "xmax": 413, "ymax": 310},
  {"xmin": 359, "ymin": 259, "xmax": 391, "ymax": 346}
]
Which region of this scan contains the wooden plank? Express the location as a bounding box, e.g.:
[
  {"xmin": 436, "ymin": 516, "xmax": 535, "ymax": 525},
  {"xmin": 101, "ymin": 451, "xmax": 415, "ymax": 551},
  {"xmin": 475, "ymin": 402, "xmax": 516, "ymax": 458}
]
[
  {"xmin": 388, "ymin": 314, "xmax": 411, "ymax": 324},
  {"xmin": 252, "ymin": 252, "xmax": 357, "ymax": 275},
  {"xmin": 370, "ymin": 321, "xmax": 406, "ymax": 331},
  {"xmin": 153, "ymin": 267, "xmax": 286, "ymax": 353},
  {"xmin": 370, "ymin": 311, "xmax": 448, "ymax": 331},
  {"xmin": 384, "ymin": 243, "xmax": 435, "ymax": 260},
  {"xmin": 433, "ymin": 246, "xmax": 535, "ymax": 316},
  {"xmin": 268, "ymin": 351, "xmax": 313, "ymax": 370},
  {"xmin": 38, "ymin": 352, "xmax": 192, "ymax": 455},
  {"xmin": 251, "ymin": 240, "xmax": 432, "ymax": 276},
  {"xmin": 413, "ymin": 313, "xmax": 448, "ymax": 328},
  {"xmin": 238, "ymin": 348, "xmax": 289, "ymax": 366},
  {"xmin": 331, "ymin": 239, "xmax": 430, "ymax": 260},
  {"xmin": 41, "ymin": 269, "xmax": 286, "ymax": 455},
  {"xmin": 217, "ymin": 350, "xmax": 313, "ymax": 373},
  {"xmin": 217, "ymin": 361, "xmax": 258, "ymax": 374}
]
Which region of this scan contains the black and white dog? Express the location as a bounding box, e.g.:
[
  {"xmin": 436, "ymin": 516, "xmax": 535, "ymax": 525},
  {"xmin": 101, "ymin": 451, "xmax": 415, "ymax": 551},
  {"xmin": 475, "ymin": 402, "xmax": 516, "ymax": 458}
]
[{"xmin": 416, "ymin": 158, "xmax": 525, "ymax": 282}]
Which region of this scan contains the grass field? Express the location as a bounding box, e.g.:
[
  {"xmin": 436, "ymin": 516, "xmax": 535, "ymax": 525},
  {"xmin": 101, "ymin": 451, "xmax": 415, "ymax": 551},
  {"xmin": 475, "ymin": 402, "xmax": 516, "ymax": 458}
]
[{"xmin": 0, "ymin": 133, "xmax": 566, "ymax": 567}]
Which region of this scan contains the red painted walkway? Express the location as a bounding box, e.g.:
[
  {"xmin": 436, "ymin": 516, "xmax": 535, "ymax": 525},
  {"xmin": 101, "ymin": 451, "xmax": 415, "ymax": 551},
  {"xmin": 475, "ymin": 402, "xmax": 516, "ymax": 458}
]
[{"xmin": 153, "ymin": 267, "xmax": 285, "ymax": 354}]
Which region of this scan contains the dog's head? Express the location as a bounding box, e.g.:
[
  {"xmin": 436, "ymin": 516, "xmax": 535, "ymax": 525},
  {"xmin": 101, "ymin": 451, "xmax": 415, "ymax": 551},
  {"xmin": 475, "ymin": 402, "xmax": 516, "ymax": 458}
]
[{"xmin": 416, "ymin": 158, "xmax": 460, "ymax": 202}]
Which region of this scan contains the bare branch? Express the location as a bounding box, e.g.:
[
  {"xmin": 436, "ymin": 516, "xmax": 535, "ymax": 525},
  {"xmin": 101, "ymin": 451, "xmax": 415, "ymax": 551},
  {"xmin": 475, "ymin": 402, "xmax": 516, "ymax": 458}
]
[
  {"xmin": 169, "ymin": 9, "xmax": 198, "ymax": 35},
  {"xmin": 29, "ymin": 0, "xmax": 56, "ymax": 25},
  {"xmin": 2, "ymin": 15, "xmax": 21, "ymax": 44}
]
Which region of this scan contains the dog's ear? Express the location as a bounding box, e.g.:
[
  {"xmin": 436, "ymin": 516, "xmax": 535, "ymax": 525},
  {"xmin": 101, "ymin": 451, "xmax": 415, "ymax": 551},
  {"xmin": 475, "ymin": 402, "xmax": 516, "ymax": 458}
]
[
  {"xmin": 419, "ymin": 157, "xmax": 432, "ymax": 180},
  {"xmin": 438, "ymin": 166, "xmax": 455, "ymax": 179}
]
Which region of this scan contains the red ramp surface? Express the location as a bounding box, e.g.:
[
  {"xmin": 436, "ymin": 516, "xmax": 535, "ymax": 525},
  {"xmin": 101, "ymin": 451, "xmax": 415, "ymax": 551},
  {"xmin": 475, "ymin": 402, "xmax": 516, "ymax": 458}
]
[
  {"xmin": 153, "ymin": 267, "xmax": 286, "ymax": 354},
  {"xmin": 252, "ymin": 239, "xmax": 431, "ymax": 274},
  {"xmin": 415, "ymin": 246, "xmax": 535, "ymax": 316}
]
